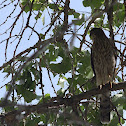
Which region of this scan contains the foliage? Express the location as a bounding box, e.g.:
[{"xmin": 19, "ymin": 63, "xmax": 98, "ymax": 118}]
[{"xmin": 0, "ymin": 0, "xmax": 126, "ymax": 126}]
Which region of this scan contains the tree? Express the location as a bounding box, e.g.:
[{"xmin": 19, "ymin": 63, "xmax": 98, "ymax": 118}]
[{"xmin": 0, "ymin": 0, "xmax": 126, "ymax": 125}]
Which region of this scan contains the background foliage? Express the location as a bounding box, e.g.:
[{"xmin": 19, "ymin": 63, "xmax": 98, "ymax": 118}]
[{"xmin": 0, "ymin": 0, "xmax": 126, "ymax": 125}]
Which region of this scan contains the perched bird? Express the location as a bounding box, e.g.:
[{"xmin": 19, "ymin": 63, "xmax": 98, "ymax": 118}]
[{"xmin": 90, "ymin": 28, "xmax": 116, "ymax": 124}]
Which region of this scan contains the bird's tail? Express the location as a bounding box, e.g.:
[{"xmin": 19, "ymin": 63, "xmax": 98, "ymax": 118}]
[{"xmin": 100, "ymin": 92, "xmax": 111, "ymax": 124}]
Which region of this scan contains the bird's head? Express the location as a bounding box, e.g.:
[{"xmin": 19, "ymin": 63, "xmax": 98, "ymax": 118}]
[{"xmin": 90, "ymin": 28, "xmax": 105, "ymax": 40}]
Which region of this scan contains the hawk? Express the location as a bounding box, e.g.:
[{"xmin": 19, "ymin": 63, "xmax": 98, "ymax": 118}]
[{"xmin": 90, "ymin": 28, "xmax": 116, "ymax": 124}]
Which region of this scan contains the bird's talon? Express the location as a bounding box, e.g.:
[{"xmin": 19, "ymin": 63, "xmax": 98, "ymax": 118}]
[{"xmin": 110, "ymin": 82, "xmax": 112, "ymax": 88}]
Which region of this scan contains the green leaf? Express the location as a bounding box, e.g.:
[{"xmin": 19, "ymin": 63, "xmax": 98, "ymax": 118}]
[
  {"xmin": 77, "ymin": 51, "xmax": 93, "ymax": 78},
  {"xmin": 40, "ymin": 33, "xmax": 45, "ymax": 39},
  {"xmin": 113, "ymin": 2, "xmax": 124, "ymax": 11},
  {"xmin": 39, "ymin": 0, "xmax": 46, "ymax": 3},
  {"xmin": 57, "ymin": 88, "xmax": 64, "ymax": 96},
  {"xmin": 16, "ymin": 85, "xmax": 36, "ymax": 103},
  {"xmin": 58, "ymin": 78, "xmax": 65, "ymax": 88},
  {"xmin": 35, "ymin": 12, "xmax": 42, "ymax": 20},
  {"xmin": 88, "ymin": 107, "xmax": 101, "ymax": 125},
  {"xmin": 3, "ymin": 100, "xmax": 15, "ymax": 112},
  {"xmin": 72, "ymin": 18, "xmax": 84, "ymax": 26},
  {"xmin": 24, "ymin": 6, "xmax": 31, "ymax": 13},
  {"xmin": 3, "ymin": 65, "xmax": 12, "ymax": 73},
  {"xmin": 21, "ymin": 0, "xmax": 29, "ymax": 2},
  {"xmin": 109, "ymin": 111, "xmax": 122, "ymax": 126},
  {"xmin": 116, "ymin": 76, "xmax": 122, "ymax": 82},
  {"xmin": 23, "ymin": 90, "xmax": 36, "ymax": 103},
  {"xmin": 83, "ymin": 0, "xmax": 104, "ymax": 9},
  {"xmin": 44, "ymin": 93, "xmax": 51, "ymax": 101},
  {"xmin": 68, "ymin": 8, "xmax": 80, "ymax": 18},
  {"xmin": 112, "ymin": 2, "xmax": 125, "ymax": 27},
  {"xmin": 67, "ymin": 77, "xmax": 76, "ymax": 86},
  {"xmin": 38, "ymin": 93, "xmax": 50, "ymax": 103},
  {"xmin": 6, "ymin": 84, "xmax": 11, "ymax": 91},
  {"xmin": 48, "ymin": 3, "xmax": 58, "ymax": 10},
  {"xmin": 112, "ymin": 93, "xmax": 126, "ymax": 110},
  {"xmin": 26, "ymin": 114, "xmax": 41, "ymax": 126},
  {"xmin": 42, "ymin": 15, "xmax": 45, "ymax": 25},
  {"xmin": 30, "ymin": 67, "xmax": 40, "ymax": 81},
  {"xmin": 33, "ymin": 4, "xmax": 41, "ymax": 10},
  {"xmin": 50, "ymin": 57, "xmax": 71, "ymax": 74},
  {"xmin": 113, "ymin": 10, "xmax": 125, "ymax": 27},
  {"xmin": 73, "ymin": 12, "xmax": 80, "ymax": 18}
]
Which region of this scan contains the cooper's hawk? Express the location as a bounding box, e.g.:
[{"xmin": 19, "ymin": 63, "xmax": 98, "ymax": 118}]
[{"xmin": 90, "ymin": 28, "xmax": 116, "ymax": 124}]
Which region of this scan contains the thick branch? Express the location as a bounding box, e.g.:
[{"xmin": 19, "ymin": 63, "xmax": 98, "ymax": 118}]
[
  {"xmin": 0, "ymin": 81, "xmax": 126, "ymax": 117},
  {"xmin": 72, "ymin": 82, "xmax": 126, "ymax": 102}
]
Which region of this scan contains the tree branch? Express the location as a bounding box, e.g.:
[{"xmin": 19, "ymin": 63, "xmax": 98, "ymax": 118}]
[
  {"xmin": 72, "ymin": 82, "xmax": 126, "ymax": 102},
  {"xmin": 0, "ymin": 81, "xmax": 126, "ymax": 124}
]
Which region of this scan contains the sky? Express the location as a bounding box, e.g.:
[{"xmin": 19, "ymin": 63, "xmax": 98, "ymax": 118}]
[{"xmin": 0, "ymin": 0, "xmax": 126, "ymax": 125}]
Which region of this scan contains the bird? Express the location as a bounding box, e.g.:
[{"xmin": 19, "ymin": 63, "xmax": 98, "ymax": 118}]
[{"xmin": 90, "ymin": 28, "xmax": 116, "ymax": 124}]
